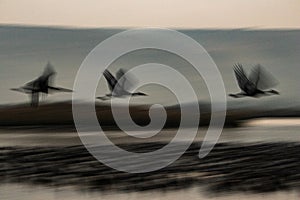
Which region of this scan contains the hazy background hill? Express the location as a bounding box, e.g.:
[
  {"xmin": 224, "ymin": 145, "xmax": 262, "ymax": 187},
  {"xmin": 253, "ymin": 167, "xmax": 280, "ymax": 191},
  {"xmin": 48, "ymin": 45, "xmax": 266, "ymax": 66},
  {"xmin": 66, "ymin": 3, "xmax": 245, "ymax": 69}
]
[{"xmin": 0, "ymin": 101, "xmax": 299, "ymax": 129}]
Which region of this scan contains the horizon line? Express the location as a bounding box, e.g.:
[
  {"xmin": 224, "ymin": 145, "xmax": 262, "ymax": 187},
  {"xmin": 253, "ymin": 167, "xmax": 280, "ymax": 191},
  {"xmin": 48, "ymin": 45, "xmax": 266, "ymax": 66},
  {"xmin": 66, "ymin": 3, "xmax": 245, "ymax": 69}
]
[{"xmin": 1, "ymin": 23, "xmax": 300, "ymax": 31}]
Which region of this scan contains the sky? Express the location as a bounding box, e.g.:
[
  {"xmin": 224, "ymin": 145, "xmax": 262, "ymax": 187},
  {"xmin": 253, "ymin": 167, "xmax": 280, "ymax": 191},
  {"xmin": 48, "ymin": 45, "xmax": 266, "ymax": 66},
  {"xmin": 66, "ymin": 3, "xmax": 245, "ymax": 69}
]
[
  {"xmin": 0, "ymin": 0, "xmax": 299, "ymax": 29},
  {"xmin": 0, "ymin": 1, "xmax": 299, "ymax": 106}
]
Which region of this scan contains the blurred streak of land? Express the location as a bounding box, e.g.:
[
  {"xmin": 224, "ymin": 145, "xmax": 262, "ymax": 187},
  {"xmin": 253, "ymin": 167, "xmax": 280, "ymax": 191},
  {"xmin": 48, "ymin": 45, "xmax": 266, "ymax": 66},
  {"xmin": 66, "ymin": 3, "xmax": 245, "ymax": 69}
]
[{"xmin": 0, "ymin": 101, "xmax": 299, "ymax": 130}]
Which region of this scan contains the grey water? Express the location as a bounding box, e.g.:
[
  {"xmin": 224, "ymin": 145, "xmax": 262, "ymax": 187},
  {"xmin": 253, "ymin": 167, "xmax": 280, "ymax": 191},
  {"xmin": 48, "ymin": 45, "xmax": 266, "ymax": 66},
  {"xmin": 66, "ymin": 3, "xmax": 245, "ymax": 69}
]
[{"xmin": 0, "ymin": 118, "xmax": 300, "ymax": 147}]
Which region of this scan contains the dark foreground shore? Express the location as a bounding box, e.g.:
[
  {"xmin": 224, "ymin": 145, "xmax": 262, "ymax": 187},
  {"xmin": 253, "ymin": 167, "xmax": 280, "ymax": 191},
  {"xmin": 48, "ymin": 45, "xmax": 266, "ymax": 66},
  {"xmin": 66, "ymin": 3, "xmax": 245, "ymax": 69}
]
[{"xmin": 1, "ymin": 142, "xmax": 300, "ymax": 195}]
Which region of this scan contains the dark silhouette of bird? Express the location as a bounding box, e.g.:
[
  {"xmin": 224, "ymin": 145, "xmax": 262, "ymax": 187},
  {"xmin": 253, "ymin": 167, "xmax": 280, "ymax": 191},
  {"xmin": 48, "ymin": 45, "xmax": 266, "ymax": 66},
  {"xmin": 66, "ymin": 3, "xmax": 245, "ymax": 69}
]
[
  {"xmin": 11, "ymin": 62, "xmax": 72, "ymax": 106},
  {"xmin": 229, "ymin": 64, "xmax": 279, "ymax": 98},
  {"xmin": 97, "ymin": 68, "xmax": 147, "ymax": 100}
]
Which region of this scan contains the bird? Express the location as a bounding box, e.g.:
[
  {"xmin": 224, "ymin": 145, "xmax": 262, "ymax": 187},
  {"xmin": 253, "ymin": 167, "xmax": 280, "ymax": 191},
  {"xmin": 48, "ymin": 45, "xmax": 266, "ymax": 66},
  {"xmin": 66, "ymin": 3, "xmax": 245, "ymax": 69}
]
[
  {"xmin": 11, "ymin": 62, "xmax": 72, "ymax": 107},
  {"xmin": 97, "ymin": 68, "xmax": 147, "ymax": 100},
  {"xmin": 229, "ymin": 63, "xmax": 279, "ymax": 98}
]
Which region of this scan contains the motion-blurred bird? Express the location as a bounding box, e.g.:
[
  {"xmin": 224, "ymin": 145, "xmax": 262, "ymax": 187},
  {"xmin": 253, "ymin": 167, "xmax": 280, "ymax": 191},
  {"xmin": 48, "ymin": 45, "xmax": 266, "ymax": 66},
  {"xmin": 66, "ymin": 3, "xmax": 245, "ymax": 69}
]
[
  {"xmin": 11, "ymin": 62, "xmax": 72, "ymax": 106},
  {"xmin": 229, "ymin": 64, "xmax": 279, "ymax": 98},
  {"xmin": 97, "ymin": 68, "xmax": 147, "ymax": 100}
]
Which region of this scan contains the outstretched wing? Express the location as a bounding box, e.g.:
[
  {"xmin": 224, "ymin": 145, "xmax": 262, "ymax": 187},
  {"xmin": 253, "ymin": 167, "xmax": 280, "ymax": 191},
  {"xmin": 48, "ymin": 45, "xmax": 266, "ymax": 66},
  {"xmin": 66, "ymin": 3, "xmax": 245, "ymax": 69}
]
[
  {"xmin": 116, "ymin": 68, "xmax": 138, "ymax": 91},
  {"xmin": 42, "ymin": 62, "xmax": 56, "ymax": 78},
  {"xmin": 24, "ymin": 62, "xmax": 56, "ymax": 91},
  {"xmin": 11, "ymin": 87, "xmax": 32, "ymax": 94},
  {"xmin": 251, "ymin": 64, "xmax": 279, "ymax": 90},
  {"xmin": 48, "ymin": 86, "xmax": 73, "ymax": 93},
  {"xmin": 40, "ymin": 62, "xmax": 56, "ymax": 85},
  {"xmin": 23, "ymin": 78, "xmax": 40, "ymax": 92},
  {"xmin": 103, "ymin": 70, "xmax": 118, "ymax": 92},
  {"xmin": 248, "ymin": 64, "xmax": 261, "ymax": 87},
  {"xmin": 233, "ymin": 64, "xmax": 250, "ymax": 92}
]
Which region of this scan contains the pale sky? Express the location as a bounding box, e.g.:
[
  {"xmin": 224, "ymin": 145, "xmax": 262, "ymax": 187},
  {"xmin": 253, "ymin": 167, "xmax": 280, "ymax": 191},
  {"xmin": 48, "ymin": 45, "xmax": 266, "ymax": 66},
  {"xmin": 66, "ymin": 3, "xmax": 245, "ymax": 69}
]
[{"xmin": 0, "ymin": 0, "xmax": 299, "ymax": 29}]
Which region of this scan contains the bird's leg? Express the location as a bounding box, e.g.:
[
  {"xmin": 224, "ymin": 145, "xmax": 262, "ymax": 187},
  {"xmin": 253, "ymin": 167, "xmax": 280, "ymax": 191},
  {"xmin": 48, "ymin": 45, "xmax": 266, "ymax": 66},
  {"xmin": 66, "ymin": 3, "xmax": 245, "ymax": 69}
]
[{"xmin": 30, "ymin": 92, "xmax": 39, "ymax": 107}]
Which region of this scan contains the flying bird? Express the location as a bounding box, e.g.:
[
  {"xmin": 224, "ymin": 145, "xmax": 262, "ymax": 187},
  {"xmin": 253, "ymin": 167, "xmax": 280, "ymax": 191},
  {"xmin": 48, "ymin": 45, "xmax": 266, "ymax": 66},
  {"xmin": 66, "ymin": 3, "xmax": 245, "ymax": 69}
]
[
  {"xmin": 229, "ymin": 64, "xmax": 279, "ymax": 98},
  {"xmin": 97, "ymin": 68, "xmax": 147, "ymax": 100},
  {"xmin": 11, "ymin": 62, "xmax": 72, "ymax": 106}
]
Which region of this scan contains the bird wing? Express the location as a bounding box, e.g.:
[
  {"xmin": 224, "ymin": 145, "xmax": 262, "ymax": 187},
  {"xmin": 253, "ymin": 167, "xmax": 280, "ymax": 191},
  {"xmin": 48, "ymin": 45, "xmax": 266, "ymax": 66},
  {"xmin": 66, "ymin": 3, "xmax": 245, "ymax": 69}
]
[
  {"xmin": 103, "ymin": 70, "xmax": 119, "ymax": 92},
  {"xmin": 41, "ymin": 62, "xmax": 56, "ymax": 79},
  {"xmin": 233, "ymin": 64, "xmax": 250, "ymax": 92},
  {"xmin": 22, "ymin": 62, "xmax": 56, "ymax": 91},
  {"xmin": 11, "ymin": 87, "xmax": 32, "ymax": 94},
  {"xmin": 40, "ymin": 62, "xmax": 56, "ymax": 87},
  {"xmin": 116, "ymin": 68, "xmax": 137, "ymax": 92},
  {"xmin": 248, "ymin": 64, "xmax": 261, "ymax": 88},
  {"xmin": 23, "ymin": 78, "xmax": 40, "ymax": 92},
  {"xmin": 251, "ymin": 65, "xmax": 279, "ymax": 90},
  {"xmin": 116, "ymin": 68, "xmax": 126, "ymax": 85},
  {"xmin": 48, "ymin": 86, "xmax": 73, "ymax": 93}
]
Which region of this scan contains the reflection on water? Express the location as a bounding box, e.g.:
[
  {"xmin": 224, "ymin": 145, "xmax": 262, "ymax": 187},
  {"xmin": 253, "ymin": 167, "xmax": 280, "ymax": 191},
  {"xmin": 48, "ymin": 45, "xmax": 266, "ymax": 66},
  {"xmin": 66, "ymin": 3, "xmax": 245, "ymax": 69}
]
[{"xmin": 244, "ymin": 118, "xmax": 300, "ymax": 127}]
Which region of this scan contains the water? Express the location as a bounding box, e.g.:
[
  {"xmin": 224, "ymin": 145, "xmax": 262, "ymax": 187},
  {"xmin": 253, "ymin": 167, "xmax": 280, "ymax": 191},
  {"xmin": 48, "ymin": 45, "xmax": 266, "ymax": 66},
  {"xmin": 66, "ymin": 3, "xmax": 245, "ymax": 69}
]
[{"xmin": 0, "ymin": 118, "xmax": 299, "ymax": 147}]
